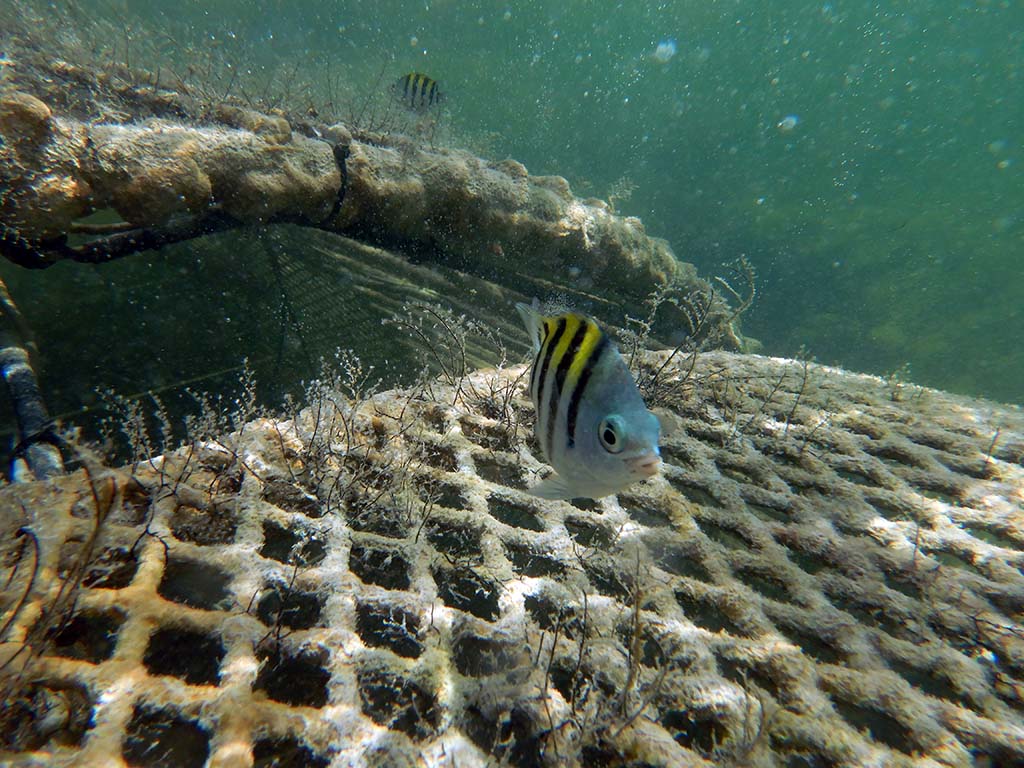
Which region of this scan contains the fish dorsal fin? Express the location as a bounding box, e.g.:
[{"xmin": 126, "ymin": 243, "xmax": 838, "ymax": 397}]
[{"xmin": 515, "ymin": 300, "xmax": 546, "ymax": 353}]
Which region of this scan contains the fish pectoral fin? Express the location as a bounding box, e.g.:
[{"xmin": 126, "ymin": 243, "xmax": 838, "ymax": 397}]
[
  {"xmin": 651, "ymin": 407, "xmax": 682, "ymax": 438},
  {"xmin": 528, "ymin": 472, "xmax": 576, "ymax": 500}
]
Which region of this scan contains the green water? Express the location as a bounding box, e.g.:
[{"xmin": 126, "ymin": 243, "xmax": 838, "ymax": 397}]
[
  {"xmin": 190, "ymin": 0, "xmax": 1022, "ymax": 401},
  {"xmin": 385, "ymin": 1, "xmax": 1023, "ymax": 403},
  {"xmin": 2, "ymin": 0, "xmax": 1022, "ymax": 420}
]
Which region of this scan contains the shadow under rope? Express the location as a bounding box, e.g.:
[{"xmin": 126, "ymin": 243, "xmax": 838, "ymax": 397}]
[{"xmin": 0, "ymin": 226, "xmax": 541, "ymax": 471}]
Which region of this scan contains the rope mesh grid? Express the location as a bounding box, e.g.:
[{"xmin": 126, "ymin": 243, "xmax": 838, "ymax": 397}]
[{"xmin": 1, "ymin": 350, "xmax": 1021, "ymax": 768}]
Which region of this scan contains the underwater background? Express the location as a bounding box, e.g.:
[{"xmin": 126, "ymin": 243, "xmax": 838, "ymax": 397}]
[
  {"xmin": 2, "ymin": 4, "xmax": 1024, "ymax": 765},
  {"xmin": 0, "ymin": 0, "xmax": 1021, "ymax": 442}
]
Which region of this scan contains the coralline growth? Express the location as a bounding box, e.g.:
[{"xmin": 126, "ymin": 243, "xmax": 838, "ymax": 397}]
[
  {"xmin": 0, "ymin": 53, "xmax": 744, "ymax": 349},
  {"xmin": 0, "ymin": 350, "xmax": 1022, "ymax": 767}
]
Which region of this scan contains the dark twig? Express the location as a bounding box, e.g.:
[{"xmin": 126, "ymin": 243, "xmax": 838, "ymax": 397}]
[
  {"xmin": 732, "ymin": 370, "xmax": 787, "ymax": 444},
  {"xmin": 783, "ymin": 350, "xmax": 812, "ymax": 439},
  {"xmin": 0, "ymin": 526, "xmax": 40, "ymax": 644},
  {"xmin": 714, "ymin": 255, "xmax": 757, "ymax": 326}
]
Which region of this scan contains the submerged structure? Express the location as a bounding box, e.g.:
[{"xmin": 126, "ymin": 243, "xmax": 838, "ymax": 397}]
[
  {"xmin": 0, "ymin": 13, "xmax": 1022, "ymax": 768},
  {"xmin": 1, "ymin": 350, "xmax": 1022, "ymax": 767},
  {"xmin": 0, "ymin": 54, "xmax": 743, "ymax": 351}
]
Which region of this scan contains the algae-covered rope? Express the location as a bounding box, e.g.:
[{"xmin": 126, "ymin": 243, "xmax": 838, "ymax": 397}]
[
  {"xmin": 68, "ymin": 210, "xmax": 240, "ymax": 265},
  {"xmin": 0, "ymin": 139, "xmax": 350, "ymax": 267},
  {"xmin": 0, "ymin": 211, "xmax": 240, "ymax": 267},
  {"xmin": 0, "ymin": 223, "xmax": 75, "ymax": 270}
]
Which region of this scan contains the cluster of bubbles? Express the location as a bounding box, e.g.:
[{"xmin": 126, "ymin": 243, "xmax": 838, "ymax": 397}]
[
  {"xmin": 652, "ymin": 39, "xmax": 677, "ymax": 64},
  {"xmin": 777, "ymin": 114, "xmax": 800, "ymax": 132}
]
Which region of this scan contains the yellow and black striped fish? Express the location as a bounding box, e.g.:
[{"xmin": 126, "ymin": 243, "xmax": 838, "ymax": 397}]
[
  {"xmin": 394, "ymin": 72, "xmax": 443, "ymax": 111},
  {"xmin": 517, "ymin": 301, "xmax": 661, "ymax": 500}
]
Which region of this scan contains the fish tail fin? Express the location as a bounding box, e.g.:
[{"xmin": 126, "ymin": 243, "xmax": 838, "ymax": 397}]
[{"xmin": 516, "ymin": 300, "xmax": 545, "ymax": 353}]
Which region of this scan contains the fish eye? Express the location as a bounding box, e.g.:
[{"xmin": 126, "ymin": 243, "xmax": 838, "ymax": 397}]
[{"xmin": 598, "ymin": 416, "xmax": 625, "ymax": 454}]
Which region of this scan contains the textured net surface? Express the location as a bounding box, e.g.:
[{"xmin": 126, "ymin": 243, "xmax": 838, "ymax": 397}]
[
  {"xmin": 0, "ymin": 228, "xmax": 533, "ymax": 443},
  {"xmin": 1, "ymin": 350, "xmax": 1022, "ymax": 768}
]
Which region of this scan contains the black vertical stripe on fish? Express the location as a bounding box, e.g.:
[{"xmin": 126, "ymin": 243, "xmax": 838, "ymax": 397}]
[
  {"xmin": 404, "ymin": 74, "xmax": 413, "ymax": 104},
  {"xmin": 530, "ymin": 345, "xmax": 543, "ymax": 405},
  {"xmin": 529, "ymin": 320, "xmax": 551, "ymax": 405},
  {"xmin": 396, "ymin": 73, "xmax": 441, "ymax": 111},
  {"xmin": 546, "ymin": 321, "xmax": 588, "ymax": 460},
  {"xmin": 566, "ymin": 331, "xmax": 609, "ymax": 448},
  {"xmin": 535, "ymin": 317, "xmax": 567, "ymax": 453}
]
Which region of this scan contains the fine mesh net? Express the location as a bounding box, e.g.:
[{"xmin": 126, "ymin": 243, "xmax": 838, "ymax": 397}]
[
  {"xmin": 0, "ymin": 228, "xmax": 533, "ymax": 448},
  {"xmin": 1, "ymin": 349, "xmax": 1022, "ymax": 768}
]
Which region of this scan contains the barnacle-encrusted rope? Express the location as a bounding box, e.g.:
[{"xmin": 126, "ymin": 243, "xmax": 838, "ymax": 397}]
[
  {"xmin": 0, "ymin": 209, "xmax": 243, "ymax": 267},
  {"xmin": 0, "ymin": 83, "xmax": 742, "ymax": 347},
  {"xmin": 64, "ymin": 210, "xmax": 241, "ymax": 265},
  {"xmin": 0, "ymin": 223, "xmax": 73, "ymax": 269},
  {"xmin": 0, "ymin": 138, "xmax": 352, "ymax": 267}
]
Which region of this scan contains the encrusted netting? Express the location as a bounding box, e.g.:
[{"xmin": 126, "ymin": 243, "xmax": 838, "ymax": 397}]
[{"xmin": 1, "ymin": 350, "xmax": 1022, "ymax": 768}]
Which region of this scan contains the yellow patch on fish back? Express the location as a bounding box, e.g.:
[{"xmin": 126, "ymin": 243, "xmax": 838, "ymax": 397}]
[
  {"xmin": 565, "ymin": 318, "xmax": 602, "ymax": 389},
  {"xmin": 547, "ymin": 314, "xmax": 582, "ymax": 374}
]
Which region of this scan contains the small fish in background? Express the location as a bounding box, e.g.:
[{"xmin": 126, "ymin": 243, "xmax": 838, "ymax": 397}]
[
  {"xmin": 516, "ymin": 301, "xmax": 662, "ymax": 500},
  {"xmin": 393, "ymin": 72, "xmax": 443, "ymax": 112}
]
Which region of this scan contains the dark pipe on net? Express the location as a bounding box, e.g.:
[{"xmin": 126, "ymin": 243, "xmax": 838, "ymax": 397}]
[{"xmin": 0, "ymin": 278, "xmax": 63, "ymax": 480}]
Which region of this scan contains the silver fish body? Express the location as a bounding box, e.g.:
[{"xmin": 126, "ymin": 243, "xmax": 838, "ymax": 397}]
[{"xmin": 517, "ymin": 302, "xmax": 661, "ymax": 500}]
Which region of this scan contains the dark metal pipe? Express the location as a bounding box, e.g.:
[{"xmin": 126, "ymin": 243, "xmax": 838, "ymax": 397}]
[{"xmin": 0, "ymin": 279, "xmax": 63, "ymax": 480}]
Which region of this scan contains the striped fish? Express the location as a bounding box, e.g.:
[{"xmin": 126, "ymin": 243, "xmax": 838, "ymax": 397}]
[
  {"xmin": 394, "ymin": 72, "xmax": 443, "ymax": 111},
  {"xmin": 517, "ymin": 302, "xmax": 661, "ymax": 500}
]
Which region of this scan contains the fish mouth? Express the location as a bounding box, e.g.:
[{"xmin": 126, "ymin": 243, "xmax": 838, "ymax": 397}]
[{"xmin": 626, "ymin": 453, "xmax": 661, "ymax": 478}]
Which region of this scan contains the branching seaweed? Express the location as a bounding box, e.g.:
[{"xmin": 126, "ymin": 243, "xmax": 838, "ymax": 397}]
[
  {"xmin": 0, "ymin": 440, "xmax": 126, "ymax": 752},
  {"xmin": 728, "ymin": 370, "xmax": 787, "ymax": 446},
  {"xmin": 712, "ymin": 681, "xmax": 774, "ymax": 766},
  {"xmin": 792, "ymin": 398, "xmax": 834, "ymax": 459},
  {"xmin": 385, "ymin": 301, "xmax": 511, "ymax": 409},
  {"xmin": 982, "ymin": 427, "xmax": 1001, "ymax": 473},
  {"xmin": 714, "ymin": 255, "xmax": 757, "ymax": 327},
  {"xmin": 0, "ymin": 522, "xmax": 39, "ymax": 653},
  {"xmin": 0, "ymin": 450, "xmax": 115, "ymax": 747},
  {"xmin": 386, "ymin": 302, "xmax": 473, "ymax": 405},
  {"xmin": 99, "ymin": 390, "xmax": 166, "ymax": 473},
  {"xmin": 280, "ymin": 348, "xmax": 441, "ymax": 548},
  {"xmin": 625, "ymin": 280, "xmax": 717, "ymax": 409},
  {"xmin": 605, "ymin": 175, "xmax": 637, "ymax": 214},
  {"xmin": 885, "ymin": 362, "xmax": 924, "ymax": 403},
  {"xmin": 783, "ymin": 347, "xmax": 814, "ymax": 439}
]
